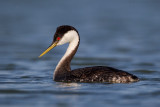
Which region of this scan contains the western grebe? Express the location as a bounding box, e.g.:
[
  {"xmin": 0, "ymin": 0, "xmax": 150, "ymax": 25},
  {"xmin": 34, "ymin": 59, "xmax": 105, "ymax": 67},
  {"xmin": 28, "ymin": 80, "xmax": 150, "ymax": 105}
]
[{"xmin": 39, "ymin": 25, "xmax": 139, "ymax": 83}]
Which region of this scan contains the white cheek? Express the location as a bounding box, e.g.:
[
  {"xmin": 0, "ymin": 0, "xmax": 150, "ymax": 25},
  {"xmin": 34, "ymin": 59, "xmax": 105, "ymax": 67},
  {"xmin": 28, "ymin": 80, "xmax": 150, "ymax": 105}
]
[
  {"xmin": 56, "ymin": 30, "xmax": 77, "ymax": 46},
  {"xmin": 57, "ymin": 36, "xmax": 69, "ymax": 45}
]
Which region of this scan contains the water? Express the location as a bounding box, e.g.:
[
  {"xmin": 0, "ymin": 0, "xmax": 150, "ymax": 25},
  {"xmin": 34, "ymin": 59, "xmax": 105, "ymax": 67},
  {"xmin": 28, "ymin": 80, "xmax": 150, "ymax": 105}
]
[{"xmin": 0, "ymin": 0, "xmax": 160, "ymax": 107}]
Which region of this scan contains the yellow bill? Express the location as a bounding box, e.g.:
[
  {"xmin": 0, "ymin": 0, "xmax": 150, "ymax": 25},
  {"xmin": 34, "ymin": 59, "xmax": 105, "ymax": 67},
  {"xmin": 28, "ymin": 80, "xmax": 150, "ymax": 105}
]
[{"xmin": 39, "ymin": 41, "xmax": 58, "ymax": 58}]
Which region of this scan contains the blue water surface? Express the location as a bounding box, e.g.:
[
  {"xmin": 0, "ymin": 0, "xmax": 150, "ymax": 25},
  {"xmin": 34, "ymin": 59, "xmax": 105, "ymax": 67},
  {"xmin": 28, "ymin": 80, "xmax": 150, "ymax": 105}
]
[{"xmin": 0, "ymin": 0, "xmax": 160, "ymax": 107}]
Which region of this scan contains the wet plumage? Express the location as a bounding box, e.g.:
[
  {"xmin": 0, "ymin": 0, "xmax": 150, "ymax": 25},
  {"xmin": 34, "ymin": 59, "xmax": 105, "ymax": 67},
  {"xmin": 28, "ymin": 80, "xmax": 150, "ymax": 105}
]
[{"xmin": 54, "ymin": 66, "xmax": 139, "ymax": 83}]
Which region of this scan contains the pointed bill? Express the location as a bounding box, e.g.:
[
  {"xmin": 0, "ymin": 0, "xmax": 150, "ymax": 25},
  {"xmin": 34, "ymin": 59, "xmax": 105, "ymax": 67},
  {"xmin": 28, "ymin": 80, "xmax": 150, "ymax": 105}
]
[{"xmin": 39, "ymin": 41, "xmax": 58, "ymax": 58}]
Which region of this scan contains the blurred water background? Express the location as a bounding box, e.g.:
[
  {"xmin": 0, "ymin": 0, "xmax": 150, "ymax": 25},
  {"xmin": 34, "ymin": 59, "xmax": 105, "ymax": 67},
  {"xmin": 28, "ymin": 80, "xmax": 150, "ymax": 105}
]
[{"xmin": 0, "ymin": 0, "xmax": 160, "ymax": 107}]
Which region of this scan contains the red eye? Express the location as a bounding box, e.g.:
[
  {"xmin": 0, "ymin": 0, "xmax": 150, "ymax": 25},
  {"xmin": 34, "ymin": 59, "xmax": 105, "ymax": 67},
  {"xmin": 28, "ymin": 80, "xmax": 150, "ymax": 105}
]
[{"xmin": 57, "ymin": 37, "xmax": 61, "ymax": 40}]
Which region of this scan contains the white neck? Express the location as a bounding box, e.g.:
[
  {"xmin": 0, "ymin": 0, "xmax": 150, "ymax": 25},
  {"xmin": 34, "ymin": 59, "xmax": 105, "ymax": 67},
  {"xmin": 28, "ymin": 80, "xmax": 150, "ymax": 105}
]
[{"xmin": 54, "ymin": 30, "xmax": 80, "ymax": 78}]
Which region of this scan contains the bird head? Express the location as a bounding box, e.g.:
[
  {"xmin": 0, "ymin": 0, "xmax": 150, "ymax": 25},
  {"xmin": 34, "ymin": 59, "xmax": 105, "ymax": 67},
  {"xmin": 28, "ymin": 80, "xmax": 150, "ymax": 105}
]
[{"xmin": 39, "ymin": 25, "xmax": 79, "ymax": 58}]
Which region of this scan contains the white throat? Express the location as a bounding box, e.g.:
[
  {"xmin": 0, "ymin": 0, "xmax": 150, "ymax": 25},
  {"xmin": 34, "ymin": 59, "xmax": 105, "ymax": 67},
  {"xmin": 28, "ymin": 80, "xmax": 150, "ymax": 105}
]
[{"xmin": 54, "ymin": 30, "xmax": 79, "ymax": 76}]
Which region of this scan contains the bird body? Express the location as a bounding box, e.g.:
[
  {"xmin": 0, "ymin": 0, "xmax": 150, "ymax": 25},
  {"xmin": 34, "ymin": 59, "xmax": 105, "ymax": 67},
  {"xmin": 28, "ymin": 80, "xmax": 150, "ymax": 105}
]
[
  {"xmin": 54, "ymin": 66, "xmax": 138, "ymax": 83},
  {"xmin": 39, "ymin": 25, "xmax": 139, "ymax": 83}
]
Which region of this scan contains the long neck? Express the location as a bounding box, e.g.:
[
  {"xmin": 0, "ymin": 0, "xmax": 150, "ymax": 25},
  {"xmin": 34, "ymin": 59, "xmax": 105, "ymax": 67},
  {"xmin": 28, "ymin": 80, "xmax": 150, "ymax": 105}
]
[{"xmin": 54, "ymin": 34, "xmax": 80, "ymax": 79}]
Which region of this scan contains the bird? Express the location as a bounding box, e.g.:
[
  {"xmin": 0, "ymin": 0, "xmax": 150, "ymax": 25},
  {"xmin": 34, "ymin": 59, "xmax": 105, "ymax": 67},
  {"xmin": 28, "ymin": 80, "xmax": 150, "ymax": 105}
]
[{"xmin": 39, "ymin": 25, "xmax": 139, "ymax": 83}]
